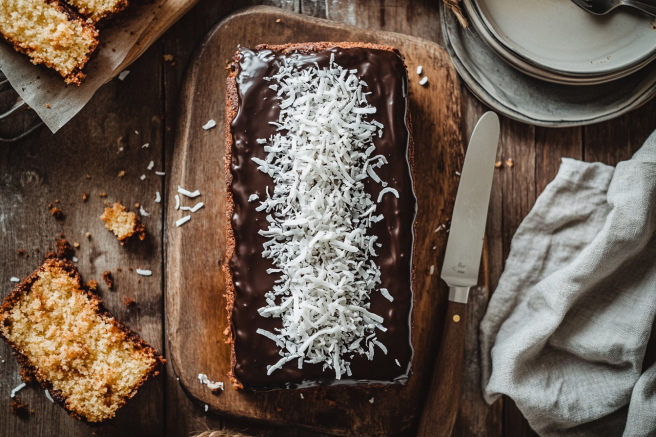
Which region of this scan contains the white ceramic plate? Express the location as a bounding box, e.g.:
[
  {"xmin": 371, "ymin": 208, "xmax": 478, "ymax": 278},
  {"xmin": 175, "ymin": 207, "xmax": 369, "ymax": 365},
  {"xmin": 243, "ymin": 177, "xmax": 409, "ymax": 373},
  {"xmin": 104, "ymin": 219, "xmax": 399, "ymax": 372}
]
[
  {"xmin": 441, "ymin": 4, "xmax": 656, "ymax": 127},
  {"xmin": 463, "ymin": 0, "xmax": 656, "ymax": 85},
  {"xmin": 471, "ymin": 0, "xmax": 656, "ymax": 78}
]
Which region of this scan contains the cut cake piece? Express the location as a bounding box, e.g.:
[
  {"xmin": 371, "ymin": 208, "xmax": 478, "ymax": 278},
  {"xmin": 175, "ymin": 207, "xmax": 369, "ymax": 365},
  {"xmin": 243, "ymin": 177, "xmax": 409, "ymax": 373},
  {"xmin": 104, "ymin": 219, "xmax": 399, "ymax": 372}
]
[
  {"xmin": 224, "ymin": 43, "xmax": 417, "ymax": 391},
  {"xmin": 64, "ymin": 0, "xmax": 128, "ymax": 23},
  {"xmin": 100, "ymin": 202, "xmax": 146, "ymax": 244},
  {"xmin": 0, "ymin": 0, "xmax": 99, "ymax": 85},
  {"xmin": 0, "ymin": 256, "xmax": 164, "ymax": 422}
]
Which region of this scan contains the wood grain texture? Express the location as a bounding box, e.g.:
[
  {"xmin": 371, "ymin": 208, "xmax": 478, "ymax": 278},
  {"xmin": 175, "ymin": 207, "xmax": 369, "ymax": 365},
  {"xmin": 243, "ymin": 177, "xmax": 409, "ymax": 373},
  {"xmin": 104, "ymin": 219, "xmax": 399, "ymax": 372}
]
[
  {"xmin": 1, "ymin": 0, "xmax": 654, "ymax": 435},
  {"xmin": 418, "ymin": 301, "xmax": 468, "ymax": 437},
  {"xmin": 0, "ymin": 46, "xmax": 165, "ymax": 437},
  {"xmin": 165, "ymin": 6, "xmax": 463, "ymax": 436}
]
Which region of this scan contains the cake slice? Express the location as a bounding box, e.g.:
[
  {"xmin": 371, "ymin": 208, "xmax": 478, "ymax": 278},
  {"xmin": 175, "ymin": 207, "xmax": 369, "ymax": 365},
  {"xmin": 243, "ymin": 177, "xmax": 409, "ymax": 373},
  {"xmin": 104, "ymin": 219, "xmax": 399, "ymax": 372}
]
[
  {"xmin": 224, "ymin": 43, "xmax": 416, "ymax": 391},
  {"xmin": 0, "ymin": 0, "xmax": 98, "ymax": 85},
  {"xmin": 100, "ymin": 202, "xmax": 146, "ymax": 244},
  {"xmin": 63, "ymin": 0, "xmax": 128, "ymax": 23},
  {"xmin": 0, "ymin": 256, "xmax": 164, "ymax": 422}
]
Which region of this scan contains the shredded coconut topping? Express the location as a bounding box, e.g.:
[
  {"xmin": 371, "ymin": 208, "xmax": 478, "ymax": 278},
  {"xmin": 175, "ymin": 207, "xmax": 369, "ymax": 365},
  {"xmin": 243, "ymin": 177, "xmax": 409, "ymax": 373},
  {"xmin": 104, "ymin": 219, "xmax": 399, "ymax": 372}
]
[
  {"xmin": 250, "ymin": 55, "xmax": 395, "ymax": 380},
  {"xmin": 178, "ymin": 186, "xmax": 201, "ymax": 198},
  {"xmin": 155, "ymin": 192, "xmax": 161, "ymax": 203},
  {"xmin": 198, "ymin": 373, "xmax": 224, "ymax": 391},
  {"xmin": 181, "ymin": 202, "xmax": 204, "ymax": 213},
  {"xmin": 136, "ymin": 269, "xmax": 152, "ymax": 276},
  {"xmin": 9, "ymin": 277, "xmax": 20, "ymax": 283},
  {"xmin": 11, "ymin": 382, "xmax": 26, "ymax": 398}
]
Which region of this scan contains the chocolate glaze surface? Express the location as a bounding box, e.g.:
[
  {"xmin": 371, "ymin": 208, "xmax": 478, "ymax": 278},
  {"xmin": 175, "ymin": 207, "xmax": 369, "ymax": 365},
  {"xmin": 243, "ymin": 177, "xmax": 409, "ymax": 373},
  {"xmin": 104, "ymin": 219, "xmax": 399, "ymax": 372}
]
[{"xmin": 229, "ymin": 46, "xmax": 416, "ymax": 391}]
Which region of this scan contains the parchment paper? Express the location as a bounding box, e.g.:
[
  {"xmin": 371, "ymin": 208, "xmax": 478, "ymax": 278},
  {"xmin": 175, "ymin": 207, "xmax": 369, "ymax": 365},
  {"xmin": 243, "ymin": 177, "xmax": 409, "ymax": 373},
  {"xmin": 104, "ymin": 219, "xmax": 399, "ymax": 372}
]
[{"xmin": 0, "ymin": 0, "xmax": 167, "ymax": 133}]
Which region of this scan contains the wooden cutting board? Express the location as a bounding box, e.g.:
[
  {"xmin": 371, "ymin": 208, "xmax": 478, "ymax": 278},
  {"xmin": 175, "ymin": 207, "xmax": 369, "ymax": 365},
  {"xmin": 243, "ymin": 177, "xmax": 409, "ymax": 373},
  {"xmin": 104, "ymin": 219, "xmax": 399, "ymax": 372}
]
[{"xmin": 166, "ymin": 6, "xmax": 463, "ymax": 436}]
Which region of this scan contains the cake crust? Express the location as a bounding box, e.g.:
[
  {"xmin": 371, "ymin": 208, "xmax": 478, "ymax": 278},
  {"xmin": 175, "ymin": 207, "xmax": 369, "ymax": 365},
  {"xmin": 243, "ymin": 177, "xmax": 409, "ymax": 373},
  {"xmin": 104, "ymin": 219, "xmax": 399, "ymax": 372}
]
[
  {"xmin": 0, "ymin": 257, "xmax": 165, "ymax": 421},
  {"xmin": 0, "ymin": 0, "xmax": 99, "ymax": 85},
  {"xmin": 224, "ymin": 42, "xmax": 417, "ymax": 390}
]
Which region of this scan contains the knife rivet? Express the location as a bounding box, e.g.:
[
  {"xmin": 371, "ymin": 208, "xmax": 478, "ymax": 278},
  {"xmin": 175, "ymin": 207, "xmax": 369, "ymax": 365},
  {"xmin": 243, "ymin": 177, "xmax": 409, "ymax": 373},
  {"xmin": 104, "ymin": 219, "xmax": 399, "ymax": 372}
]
[{"xmin": 453, "ymin": 315, "xmax": 460, "ymax": 322}]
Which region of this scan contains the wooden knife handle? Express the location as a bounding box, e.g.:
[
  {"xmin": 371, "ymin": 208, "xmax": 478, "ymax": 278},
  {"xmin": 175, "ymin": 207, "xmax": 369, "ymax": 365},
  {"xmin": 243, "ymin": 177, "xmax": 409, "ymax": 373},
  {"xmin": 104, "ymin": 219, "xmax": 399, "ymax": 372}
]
[{"xmin": 417, "ymin": 300, "xmax": 468, "ymax": 437}]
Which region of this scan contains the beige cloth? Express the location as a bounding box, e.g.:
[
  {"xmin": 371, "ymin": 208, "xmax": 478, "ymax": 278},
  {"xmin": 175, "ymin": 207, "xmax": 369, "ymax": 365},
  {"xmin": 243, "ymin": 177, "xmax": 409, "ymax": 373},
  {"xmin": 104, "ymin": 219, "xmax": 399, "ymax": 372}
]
[{"xmin": 480, "ymin": 131, "xmax": 656, "ymax": 436}]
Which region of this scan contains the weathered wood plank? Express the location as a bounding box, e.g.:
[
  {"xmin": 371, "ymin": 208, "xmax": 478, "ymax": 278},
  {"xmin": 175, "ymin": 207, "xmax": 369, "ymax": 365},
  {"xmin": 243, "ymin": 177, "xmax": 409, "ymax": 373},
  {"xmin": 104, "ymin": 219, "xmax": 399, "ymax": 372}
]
[
  {"xmin": 584, "ymin": 99, "xmax": 656, "ymax": 166},
  {"xmin": 0, "ymin": 47, "xmax": 165, "ymax": 436}
]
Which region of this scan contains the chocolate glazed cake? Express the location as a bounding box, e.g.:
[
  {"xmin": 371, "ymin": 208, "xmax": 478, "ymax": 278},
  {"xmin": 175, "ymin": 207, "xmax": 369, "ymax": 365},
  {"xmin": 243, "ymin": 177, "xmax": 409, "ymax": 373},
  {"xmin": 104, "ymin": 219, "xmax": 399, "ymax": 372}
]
[{"xmin": 224, "ymin": 42, "xmax": 416, "ymax": 391}]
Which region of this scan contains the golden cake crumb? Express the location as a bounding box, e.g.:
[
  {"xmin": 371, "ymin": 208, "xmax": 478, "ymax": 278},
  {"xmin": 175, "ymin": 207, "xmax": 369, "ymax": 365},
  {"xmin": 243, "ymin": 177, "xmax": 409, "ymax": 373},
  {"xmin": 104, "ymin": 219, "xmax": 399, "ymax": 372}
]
[
  {"xmin": 101, "ymin": 271, "xmax": 113, "ymax": 289},
  {"xmin": 100, "ymin": 202, "xmax": 145, "ymax": 244}
]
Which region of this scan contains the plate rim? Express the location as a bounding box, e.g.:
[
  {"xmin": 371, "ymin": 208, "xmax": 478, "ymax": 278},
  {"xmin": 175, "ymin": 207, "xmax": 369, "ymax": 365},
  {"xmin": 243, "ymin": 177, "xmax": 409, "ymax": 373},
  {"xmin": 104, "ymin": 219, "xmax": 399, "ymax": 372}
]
[
  {"xmin": 468, "ymin": 0, "xmax": 656, "ymax": 78},
  {"xmin": 441, "ymin": 3, "xmax": 656, "ymax": 127},
  {"xmin": 462, "ymin": 0, "xmax": 656, "ymax": 85}
]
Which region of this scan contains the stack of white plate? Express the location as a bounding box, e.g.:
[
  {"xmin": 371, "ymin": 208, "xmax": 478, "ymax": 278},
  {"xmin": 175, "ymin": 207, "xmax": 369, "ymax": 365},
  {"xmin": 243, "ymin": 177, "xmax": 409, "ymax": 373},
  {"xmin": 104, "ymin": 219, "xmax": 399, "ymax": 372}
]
[{"xmin": 441, "ymin": 0, "xmax": 656, "ymax": 126}]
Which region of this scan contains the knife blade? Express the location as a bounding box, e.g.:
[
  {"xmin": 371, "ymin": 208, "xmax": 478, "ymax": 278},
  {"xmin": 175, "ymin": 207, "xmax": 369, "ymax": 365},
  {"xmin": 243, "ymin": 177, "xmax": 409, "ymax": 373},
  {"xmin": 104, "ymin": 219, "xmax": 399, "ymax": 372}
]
[
  {"xmin": 442, "ymin": 111, "xmax": 500, "ymax": 303},
  {"xmin": 417, "ymin": 111, "xmax": 500, "ymax": 437}
]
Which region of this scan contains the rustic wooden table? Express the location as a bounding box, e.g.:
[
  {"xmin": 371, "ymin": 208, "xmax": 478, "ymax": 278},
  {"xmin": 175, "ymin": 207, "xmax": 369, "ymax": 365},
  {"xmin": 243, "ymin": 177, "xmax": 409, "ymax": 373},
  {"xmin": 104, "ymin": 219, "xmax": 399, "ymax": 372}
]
[{"xmin": 1, "ymin": 1, "xmax": 654, "ymax": 436}]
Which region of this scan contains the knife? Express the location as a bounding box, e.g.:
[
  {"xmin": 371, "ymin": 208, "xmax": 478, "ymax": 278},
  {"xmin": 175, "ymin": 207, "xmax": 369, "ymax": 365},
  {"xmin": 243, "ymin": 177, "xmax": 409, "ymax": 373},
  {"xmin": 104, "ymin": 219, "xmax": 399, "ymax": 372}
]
[{"xmin": 417, "ymin": 111, "xmax": 500, "ymax": 437}]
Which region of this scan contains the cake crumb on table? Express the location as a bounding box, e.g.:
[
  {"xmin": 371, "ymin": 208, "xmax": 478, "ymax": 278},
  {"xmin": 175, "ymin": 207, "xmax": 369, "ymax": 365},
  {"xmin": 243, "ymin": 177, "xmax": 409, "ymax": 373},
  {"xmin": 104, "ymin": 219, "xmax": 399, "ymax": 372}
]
[
  {"xmin": 11, "ymin": 397, "xmax": 28, "ymax": 416},
  {"xmin": 101, "ymin": 271, "xmax": 113, "ymax": 289},
  {"xmin": 100, "ymin": 202, "xmax": 146, "ymax": 245}
]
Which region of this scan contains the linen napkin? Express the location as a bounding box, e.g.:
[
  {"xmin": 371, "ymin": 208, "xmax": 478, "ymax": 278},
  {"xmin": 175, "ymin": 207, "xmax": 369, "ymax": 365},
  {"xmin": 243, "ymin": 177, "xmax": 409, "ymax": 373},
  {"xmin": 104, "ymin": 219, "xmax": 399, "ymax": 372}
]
[{"xmin": 480, "ymin": 131, "xmax": 656, "ymax": 436}]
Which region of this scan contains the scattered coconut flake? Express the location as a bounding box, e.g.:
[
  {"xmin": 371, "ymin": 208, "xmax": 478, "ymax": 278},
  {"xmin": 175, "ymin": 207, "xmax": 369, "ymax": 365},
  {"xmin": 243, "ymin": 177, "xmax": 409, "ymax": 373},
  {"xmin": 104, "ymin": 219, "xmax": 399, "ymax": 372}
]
[
  {"xmin": 10, "ymin": 382, "xmax": 26, "ymax": 398},
  {"xmin": 147, "ymin": 161, "xmax": 154, "ymax": 170},
  {"xmin": 181, "ymin": 202, "xmax": 204, "ymax": 213},
  {"xmin": 419, "ymin": 77, "xmax": 428, "ymax": 86},
  {"xmin": 455, "ymin": 171, "xmax": 461, "ymax": 176},
  {"xmin": 204, "ymin": 404, "xmax": 208, "ymax": 412},
  {"xmin": 140, "ymin": 206, "xmax": 150, "ymax": 217},
  {"xmin": 142, "ymin": 143, "xmax": 149, "ymax": 148},
  {"xmin": 174, "ymin": 194, "xmax": 180, "ymax": 210},
  {"xmin": 176, "ymin": 215, "xmax": 191, "ymax": 227},
  {"xmin": 434, "ymin": 225, "xmax": 443, "ymax": 233},
  {"xmin": 369, "ymin": 397, "xmax": 374, "ymax": 404},
  {"xmin": 72, "ymin": 257, "xmax": 78, "ymax": 263},
  {"xmin": 45, "ymin": 390, "xmax": 54, "ymax": 403},
  {"xmin": 248, "ymin": 194, "xmax": 259, "ymax": 202},
  {"xmin": 251, "ymin": 56, "xmax": 397, "ymax": 380},
  {"xmin": 380, "ymin": 288, "xmax": 393, "ymax": 302},
  {"xmin": 198, "ymin": 373, "xmax": 224, "ymax": 391},
  {"xmin": 9, "ymin": 277, "xmax": 20, "ymax": 283},
  {"xmin": 430, "ymin": 265, "xmax": 435, "ymax": 275},
  {"xmin": 300, "ymin": 394, "xmax": 304, "ymax": 399},
  {"xmin": 202, "ymin": 119, "xmax": 216, "ymax": 130},
  {"xmin": 155, "ymin": 171, "xmax": 165, "ymax": 176},
  {"xmin": 377, "ymin": 187, "xmax": 400, "ymax": 203},
  {"xmin": 155, "ymin": 192, "xmax": 161, "ymax": 203},
  {"xmin": 140, "ymin": 174, "xmax": 146, "ymax": 181},
  {"xmin": 178, "ymin": 186, "xmax": 201, "ymax": 198},
  {"xmin": 416, "ymin": 66, "xmax": 423, "ymax": 75},
  {"xmin": 135, "ymin": 130, "xmax": 139, "ymax": 135},
  {"xmin": 395, "ymin": 359, "xmax": 401, "ymax": 367},
  {"xmin": 136, "ymin": 269, "xmax": 152, "ymax": 276},
  {"xmin": 118, "ymin": 70, "xmax": 130, "ymax": 81}
]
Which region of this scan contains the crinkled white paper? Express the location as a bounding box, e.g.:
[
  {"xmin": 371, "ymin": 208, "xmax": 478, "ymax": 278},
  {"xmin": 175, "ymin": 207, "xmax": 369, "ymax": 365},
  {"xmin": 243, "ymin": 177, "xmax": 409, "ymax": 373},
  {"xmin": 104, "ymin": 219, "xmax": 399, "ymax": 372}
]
[{"xmin": 0, "ymin": 0, "xmax": 166, "ymax": 133}]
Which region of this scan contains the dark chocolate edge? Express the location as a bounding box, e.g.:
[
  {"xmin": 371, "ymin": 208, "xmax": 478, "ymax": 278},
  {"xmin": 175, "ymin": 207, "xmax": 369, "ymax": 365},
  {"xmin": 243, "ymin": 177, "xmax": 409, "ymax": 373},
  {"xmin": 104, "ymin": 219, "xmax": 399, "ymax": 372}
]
[
  {"xmin": 224, "ymin": 42, "xmax": 417, "ymax": 392},
  {"xmin": 0, "ymin": 257, "xmax": 165, "ymax": 422}
]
